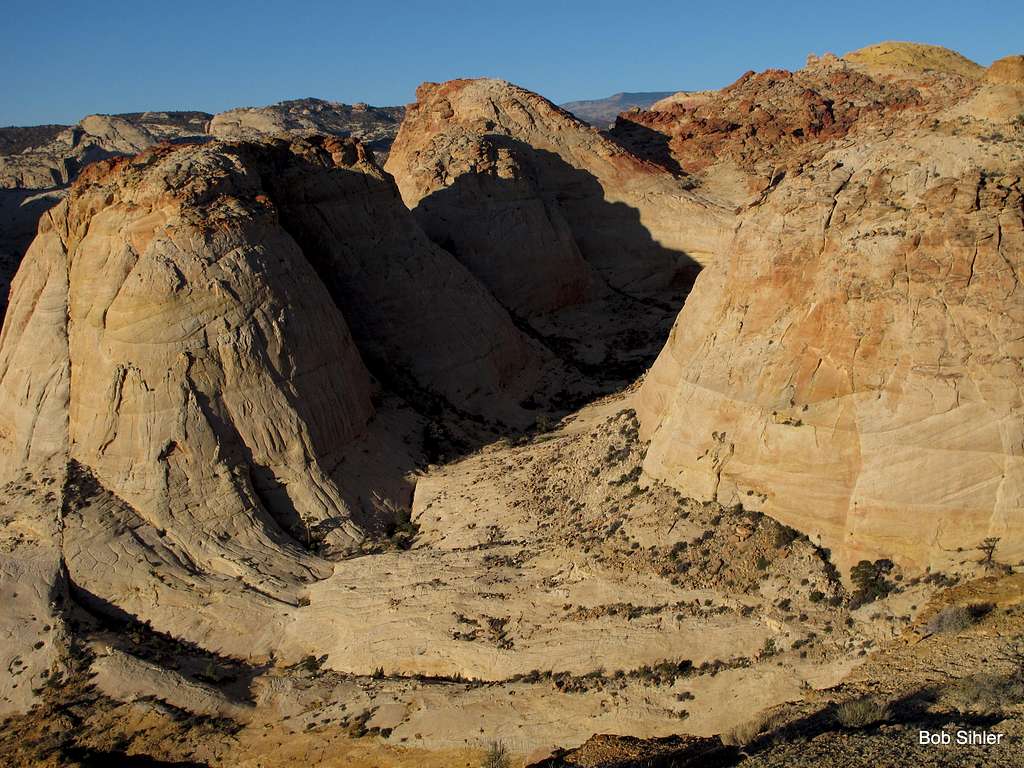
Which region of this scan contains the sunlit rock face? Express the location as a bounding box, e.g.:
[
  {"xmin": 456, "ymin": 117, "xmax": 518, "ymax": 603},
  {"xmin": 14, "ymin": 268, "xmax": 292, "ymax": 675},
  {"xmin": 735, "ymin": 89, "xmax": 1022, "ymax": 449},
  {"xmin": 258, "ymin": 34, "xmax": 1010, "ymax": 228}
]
[{"xmin": 638, "ymin": 76, "xmax": 1024, "ymax": 571}]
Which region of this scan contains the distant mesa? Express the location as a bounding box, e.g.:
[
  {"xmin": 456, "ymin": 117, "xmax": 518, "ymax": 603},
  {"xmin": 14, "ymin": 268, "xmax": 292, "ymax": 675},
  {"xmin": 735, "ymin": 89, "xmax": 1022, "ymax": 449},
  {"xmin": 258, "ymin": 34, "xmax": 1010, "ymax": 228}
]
[{"xmin": 560, "ymin": 91, "xmax": 677, "ymax": 127}]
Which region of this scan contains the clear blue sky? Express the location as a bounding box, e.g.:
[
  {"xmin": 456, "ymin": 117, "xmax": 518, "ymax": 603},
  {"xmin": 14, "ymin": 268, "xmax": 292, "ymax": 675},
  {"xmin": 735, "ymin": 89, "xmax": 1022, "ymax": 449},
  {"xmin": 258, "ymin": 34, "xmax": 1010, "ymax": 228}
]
[{"xmin": 2, "ymin": 0, "xmax": 1021, "ymax": 126}]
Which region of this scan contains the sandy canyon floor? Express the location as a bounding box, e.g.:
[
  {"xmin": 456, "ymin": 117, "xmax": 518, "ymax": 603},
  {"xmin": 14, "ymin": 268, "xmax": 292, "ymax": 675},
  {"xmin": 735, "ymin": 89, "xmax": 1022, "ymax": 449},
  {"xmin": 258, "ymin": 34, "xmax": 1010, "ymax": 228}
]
[{"xmin": 3, "ymin": 382, "xmax": 1022, "ymax": 767}]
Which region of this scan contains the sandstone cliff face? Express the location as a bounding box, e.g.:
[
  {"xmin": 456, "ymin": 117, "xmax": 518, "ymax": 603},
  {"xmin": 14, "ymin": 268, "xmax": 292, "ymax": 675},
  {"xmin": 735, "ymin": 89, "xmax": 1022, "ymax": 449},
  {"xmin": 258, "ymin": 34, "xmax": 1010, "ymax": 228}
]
[
  {"xmin": 988, "ymin": 55, "xmax": 1024, "ymax": 84},
  {"xmin": 0, "ymin": 135, "xmax": 557, "ymax": 670},
  {"xmin": 385, "ymin": 79, "xmax": 733, "ymax": 312},
  {"xmin": 637, "ymin": 81, "xmax": 1024, "ymax": 571}
]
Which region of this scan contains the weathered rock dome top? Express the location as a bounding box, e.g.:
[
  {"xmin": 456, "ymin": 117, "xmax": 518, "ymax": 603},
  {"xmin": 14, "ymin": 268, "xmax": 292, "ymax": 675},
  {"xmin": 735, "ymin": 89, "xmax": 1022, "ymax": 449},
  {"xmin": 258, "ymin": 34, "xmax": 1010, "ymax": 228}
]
[
  {"xmin": 842, "ymin": 41, "xmax": 986, "ymax": 78},
  {"xmin": 987, "ymin": 54, "xmax": 1024, "ymax": 84}
]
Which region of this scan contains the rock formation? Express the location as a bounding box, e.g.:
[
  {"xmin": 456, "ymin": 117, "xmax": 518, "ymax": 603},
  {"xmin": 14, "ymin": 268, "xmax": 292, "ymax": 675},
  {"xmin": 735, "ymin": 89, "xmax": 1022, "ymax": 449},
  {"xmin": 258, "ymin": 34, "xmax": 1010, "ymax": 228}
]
[
  {"xmin": 385, "ymin": 79, "xmax": 733, "ymax": 314},
  {"xmin": 610, "ymin": 55, "xmax": 938, "ymax": 204},
  {"xmin": 0, "ymin": 103, "xmax": 405, "ymax": 324},
  {"xmin": 207, "ymin": 98, "xmax": 404, "ymax": 158},
  {"xmin": 0, "ymin": 135, "xmax": 562, "ymax": 694},
  {"xmin": 0, "ymin": 112, "xmax": 211, "ymax": 321},
  {"xmin": 2, "ymin": 40, "xmax": 1023, "ymax": 768},
  {"xmin": 841, "ymin": 41, "xmax": 985, "ymax": 79},
  {"xmin": 636, "ymin": 50, "xmax": 1024, "ymax": 572}
]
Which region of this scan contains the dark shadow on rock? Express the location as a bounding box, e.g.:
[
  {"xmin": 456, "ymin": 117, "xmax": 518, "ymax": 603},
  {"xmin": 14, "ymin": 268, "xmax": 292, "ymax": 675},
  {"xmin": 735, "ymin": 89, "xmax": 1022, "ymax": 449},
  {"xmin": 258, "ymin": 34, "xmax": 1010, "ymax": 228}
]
[
  {"xmin": 527, "ymin": 734, "xmax": 738, "ymax": 768},
  {"xmin": 0, "ymin": 186, "xmax": 65, "ymax": 323},
  {"xmin": 606, "ymin": 117, "xmax": 685, "ymax": 177},
  {"xmin": 737, "ymin": 685, "xmax": 1009, "ymax": 760},
  {"xmin": 66, "ymin": 576, "xmax": 271, "ymax": 706},
  {"xmin": 406, "ymin": 136, "xmax": 699, "ymax": 394},
  {"xmin": 185, "ymin": 388, "xmax": 328, "ymax": 554},
  {"xmin": 410, "ymin": 135, "xmax": 699, "ymax": 300}
]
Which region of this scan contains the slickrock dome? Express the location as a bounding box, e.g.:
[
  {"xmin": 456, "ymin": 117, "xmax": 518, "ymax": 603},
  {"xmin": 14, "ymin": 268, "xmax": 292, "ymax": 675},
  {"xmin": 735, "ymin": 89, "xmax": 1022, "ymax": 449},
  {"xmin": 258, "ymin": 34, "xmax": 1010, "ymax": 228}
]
[
  {"xmin": 842, "ymin": 41, "xmax": 985, "ymax": 79},
  {"xmin": 0, "ymin": 135, "xmax": 556, "ymax": 684},
  {"xmin": 638, "ymin": 119, "xmax": 1024, "ymax": 572},
  {"xmin": 386, "ymin": 78, "xmax": 733, "ymax": 312}
]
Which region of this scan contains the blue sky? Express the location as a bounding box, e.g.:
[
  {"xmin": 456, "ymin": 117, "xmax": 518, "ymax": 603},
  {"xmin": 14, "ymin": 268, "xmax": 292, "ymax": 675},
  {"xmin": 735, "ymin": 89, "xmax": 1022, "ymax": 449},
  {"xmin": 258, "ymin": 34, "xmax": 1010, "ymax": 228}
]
[{"xmin": 2, "ymin": 0, "xmax": 1021, "ymax": 126}]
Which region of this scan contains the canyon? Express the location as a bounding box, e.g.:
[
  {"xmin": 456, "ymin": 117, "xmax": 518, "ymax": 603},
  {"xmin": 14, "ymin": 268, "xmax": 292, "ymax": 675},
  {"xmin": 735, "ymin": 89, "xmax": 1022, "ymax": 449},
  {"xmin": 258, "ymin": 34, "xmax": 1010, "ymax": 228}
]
[{"xmin": 0, "ymin": 42, "xmax": 1022, "ymax": 768}]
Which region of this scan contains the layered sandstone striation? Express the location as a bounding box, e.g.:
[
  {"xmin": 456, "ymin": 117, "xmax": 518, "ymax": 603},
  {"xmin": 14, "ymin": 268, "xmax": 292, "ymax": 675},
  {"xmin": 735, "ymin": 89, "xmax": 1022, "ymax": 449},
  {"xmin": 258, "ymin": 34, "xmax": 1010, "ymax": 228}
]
[
  {"xmin": 637, "ymin": 56, "xmax": 1024, "ymax": 572},
  {"xmin": 0, "ymin": 135, "xmax": 558, "ymax": 678},
  {"xmin": 386, "ymin": 79, "xmax": 733, "ymax": 312}
]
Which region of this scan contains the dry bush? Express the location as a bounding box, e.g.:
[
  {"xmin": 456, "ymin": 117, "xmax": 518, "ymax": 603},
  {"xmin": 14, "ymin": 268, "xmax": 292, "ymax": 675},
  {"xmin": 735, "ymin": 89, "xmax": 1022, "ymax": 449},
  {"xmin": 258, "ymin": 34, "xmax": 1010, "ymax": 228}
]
[
  {"xmin": 945, "ymin": 673, "xmax": 1024, "ymax": 715},
  {"xmin": 925, "ymin": 603, "xmax": 992, "ymax": 635},
  {"xmin": 998, "ymin": 636, "xmax": 1024, "ymax": 679},
  {"xmin": 481, "ymin": 740, "xmax": 511, "ymax": 768},
  {"xmin": 836, "ymin": 696, "xmax": 890, "ymax": 728},
  {"xmin": 720, "ymin": 710, "xmax": 787, "ymax": 745}
]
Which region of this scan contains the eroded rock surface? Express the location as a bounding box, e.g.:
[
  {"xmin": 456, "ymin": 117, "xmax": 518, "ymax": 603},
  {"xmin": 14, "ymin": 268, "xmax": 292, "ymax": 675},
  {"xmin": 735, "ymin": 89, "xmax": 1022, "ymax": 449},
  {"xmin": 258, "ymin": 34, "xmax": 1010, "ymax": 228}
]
[
  {"xmin": 0, "ymin": 135, "xmax": 566, "ymax": 681},
  {"xmin": 207, "ymin": 98, "xmax": 404, "ymax": 158},
  {"xmin": 637, "ymin": 53, "xmax": 1024, "ymax": 572},
  {"xmin": 0, "ymin": 103, "xmax": 405, "ymax": 323},
  {"xmin": 386, "ymin": 79, "xmax": 733, "ymax": 311}
]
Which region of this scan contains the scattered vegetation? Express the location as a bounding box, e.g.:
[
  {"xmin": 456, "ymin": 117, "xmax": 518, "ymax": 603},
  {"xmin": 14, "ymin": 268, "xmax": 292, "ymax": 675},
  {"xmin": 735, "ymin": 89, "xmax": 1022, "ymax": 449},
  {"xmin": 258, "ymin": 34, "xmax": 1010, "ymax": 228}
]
[
  {"xmin": 481, "ymin": 740, "xmax": 511, "ymax": 768},
  {"xmin": 997, "ymin": 635, "xmax": 1024, "ymax": 680},
  {"xmin": 721, "ymin": 709, "xmax": 787, "ymax": 745},
  {"xmin": 945, "ymin": 672, "xmax": 1024, "ymax": 715},
  {"xmin": 924, "ymin": 603, "xmax": 991, "ymax": 635},
  {"xmin": 849, "ymin": 559, "xmax": 895, "ymax": 608},
  {"xmin": 978, "ymin": 536, "xmax": 1001, "ymax": 569},
  {"xmin": 835, "ymin": 696, "xmax": 891, "ymax": 729}
]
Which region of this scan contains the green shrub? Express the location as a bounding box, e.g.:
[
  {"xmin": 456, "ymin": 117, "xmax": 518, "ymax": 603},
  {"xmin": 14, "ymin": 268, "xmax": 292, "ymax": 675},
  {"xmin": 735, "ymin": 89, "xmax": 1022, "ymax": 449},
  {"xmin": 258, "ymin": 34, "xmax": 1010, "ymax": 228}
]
[{"xmin": 849, "ymin": 559, "xmax": 894, "ymax": 607}]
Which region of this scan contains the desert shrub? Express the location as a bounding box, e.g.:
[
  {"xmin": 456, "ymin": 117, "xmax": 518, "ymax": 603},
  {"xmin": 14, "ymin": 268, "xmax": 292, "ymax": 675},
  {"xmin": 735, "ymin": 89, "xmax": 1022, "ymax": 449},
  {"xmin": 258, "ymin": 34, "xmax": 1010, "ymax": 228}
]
[
  {"xmin": 998, "ymin": 636, "xmax": 1024, "ymax": 679},
  {"xmin": 809, "ymin": 590, "xmax": 825, "ymax": 603},
  {"xmin": 978, "ymin": 536, "xmax": 1001, "ymax": 568},
  {"xmin": 946, "ymin": 673, "xmax": 1024, "ymax": 715},
  {"xmin": 849, "ymin": 559, "xmax": 894, "ymax": 608},
  {"xmin": 925, "ymin": 603, "xmax": 992, "ymax": 635},
  {"xmin": 721, "ymin": 710, "xmax": 787, "ymax": 745},
  {"xmin": 836, "ymin": 696, "xmax": 890, "ymax": 728},
  {"xmin": 481, "ymin": 740, "xmax": 511, "ymax": 768}
]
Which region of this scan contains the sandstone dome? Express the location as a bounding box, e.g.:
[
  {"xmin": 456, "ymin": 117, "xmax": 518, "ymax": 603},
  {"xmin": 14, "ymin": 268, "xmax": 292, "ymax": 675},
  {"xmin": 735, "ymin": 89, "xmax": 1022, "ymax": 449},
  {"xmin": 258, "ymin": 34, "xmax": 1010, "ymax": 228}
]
[{"xmin": 843, "ymin": 41, "xmax": 985, "ymax": 78}]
